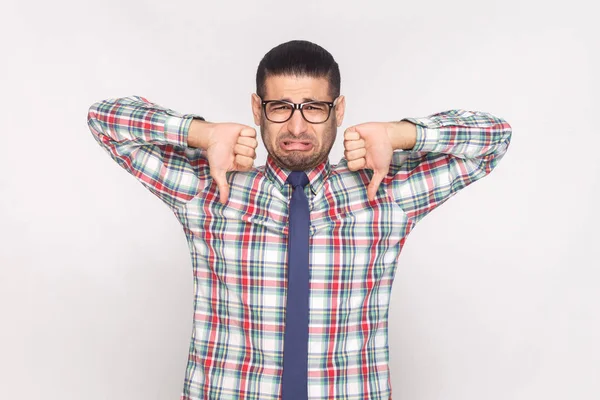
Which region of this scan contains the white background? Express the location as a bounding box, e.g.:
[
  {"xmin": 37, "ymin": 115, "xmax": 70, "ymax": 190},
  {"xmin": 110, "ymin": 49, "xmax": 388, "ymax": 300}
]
[{"xmin": 1, "ymin": 0, "xmax": 598, "ymax": 399}]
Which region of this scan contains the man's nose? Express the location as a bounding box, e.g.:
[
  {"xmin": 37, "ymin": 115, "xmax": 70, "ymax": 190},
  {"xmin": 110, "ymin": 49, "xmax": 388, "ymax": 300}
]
[{"xmin": 287, "ymin": 108, "xmax": 309, "ymax": 135}]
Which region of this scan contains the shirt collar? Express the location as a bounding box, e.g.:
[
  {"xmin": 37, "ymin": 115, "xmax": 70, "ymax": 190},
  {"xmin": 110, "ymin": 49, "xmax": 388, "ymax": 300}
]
[{"xmin": 264, "ymin": 154, "xmax": 331, "ymax": 195}]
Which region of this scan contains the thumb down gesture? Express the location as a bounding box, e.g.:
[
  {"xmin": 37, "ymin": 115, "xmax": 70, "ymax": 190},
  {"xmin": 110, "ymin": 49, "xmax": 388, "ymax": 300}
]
[
  {"xmin": 343, "ymin": 122, "xmax": 395, "ymax": 202},
  {"xmin": 201, "ymin": 122, "xmax": 258, "ymax": 204}
]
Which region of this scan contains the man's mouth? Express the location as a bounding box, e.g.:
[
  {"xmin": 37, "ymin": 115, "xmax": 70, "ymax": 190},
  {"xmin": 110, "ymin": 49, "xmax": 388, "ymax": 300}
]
[{"xmin": 280, "ymin": 141, "xmax": 314, "ymax": 151}]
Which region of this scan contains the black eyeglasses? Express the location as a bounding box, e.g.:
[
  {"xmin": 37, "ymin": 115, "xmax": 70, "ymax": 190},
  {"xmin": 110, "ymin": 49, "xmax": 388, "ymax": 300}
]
[{"xmin": 260, "ymin": 96, "xmax": 339, "ymax": 124}]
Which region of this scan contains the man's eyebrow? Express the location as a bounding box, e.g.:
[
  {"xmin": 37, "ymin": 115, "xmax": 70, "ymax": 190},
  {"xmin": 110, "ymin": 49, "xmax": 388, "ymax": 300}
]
[{"xmin": 280, "ymin": 97, "xmax": 319, "ymax": 102}]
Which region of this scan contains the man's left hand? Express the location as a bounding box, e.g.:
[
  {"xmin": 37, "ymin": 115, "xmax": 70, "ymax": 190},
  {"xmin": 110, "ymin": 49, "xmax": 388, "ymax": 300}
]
[{"xmin": 343, "ymin": 121, "xmax": 417, "ymax": 201}]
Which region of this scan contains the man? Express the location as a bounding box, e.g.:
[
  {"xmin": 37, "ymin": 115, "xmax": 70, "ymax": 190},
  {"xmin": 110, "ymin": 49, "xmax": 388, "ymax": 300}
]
[{"xmin": 87, "ymin": 40, "xmax": 512, "ymax": 400}]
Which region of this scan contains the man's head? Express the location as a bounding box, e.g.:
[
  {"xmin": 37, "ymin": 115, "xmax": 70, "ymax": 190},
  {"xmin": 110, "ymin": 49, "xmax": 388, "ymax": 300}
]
[{"xmin": 251, "ymin": 40, "xmax": 346, "ymax": 171}]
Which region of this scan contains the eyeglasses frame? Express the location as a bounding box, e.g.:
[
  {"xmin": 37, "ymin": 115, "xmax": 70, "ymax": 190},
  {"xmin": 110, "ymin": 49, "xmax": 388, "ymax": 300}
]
[{"xmin": 260, "ymin": 96, "xmax": 340, "ymax": 124}]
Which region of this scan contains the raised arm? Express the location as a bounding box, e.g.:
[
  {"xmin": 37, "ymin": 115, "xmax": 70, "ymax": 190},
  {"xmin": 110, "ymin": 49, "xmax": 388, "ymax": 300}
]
[
  {"xmin": 87, "ymin": 95, "xmax": 211, "ymax": 209},
  {"xmin": 87, "ymin": 95, "xmax": 258, "ymax": 208},
  {"xmin": 389, "ymin": 109, "xmax": 512, "ymax": 225},
  {"xmin": 343, "ymin": 109, "xmax": 512, "ymax": 225}
]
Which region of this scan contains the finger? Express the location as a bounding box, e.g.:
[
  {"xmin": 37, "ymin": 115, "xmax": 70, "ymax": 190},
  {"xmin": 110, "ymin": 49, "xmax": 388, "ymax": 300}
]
[
  {"xmin": 344, "ymin": 139, "xmax": 365, "ymax": 152},
  {"xmin": 347, "ymin": 157, "xmax": 366, "ymax": 171},
  {"xmin": 344, "ymin": 147, "xmax": 367, "ymax": 161},
  {"xmin": 234, "ymin": 143, "xmax": 256, "ymax": 158},
  {"xmin": 235, "ymin": 154, "xmax": 254, "ymax": 170},
  {"xmin": 237, "ymin": 136, "xmax": 258, "ymax": 148},
  {"xmin": 240, "ymin": 127, "xmax": 257, "ymax": 137},
  {"xmin": 367, "ymin": 169, "xmax": 387, "ymax": 201},
  {"xmin": 344, "ymin": 130, "xmax": 360, "ymax": 141},
  {"xmin": 211, "ymin": 169, "xmax": 230, "ymax": 205}
]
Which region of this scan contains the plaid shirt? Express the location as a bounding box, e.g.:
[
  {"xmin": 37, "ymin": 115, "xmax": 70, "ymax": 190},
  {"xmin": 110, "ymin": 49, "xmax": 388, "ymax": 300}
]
[{"xmin": 87, "ymin": 96, "xmax": 512, "ymax": 400}]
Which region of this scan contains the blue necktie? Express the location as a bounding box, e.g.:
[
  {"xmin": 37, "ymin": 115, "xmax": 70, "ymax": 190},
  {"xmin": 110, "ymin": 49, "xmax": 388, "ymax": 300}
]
[{"xmin": 281, "ymin": 171, "xmax": 310, "ymax": 399}]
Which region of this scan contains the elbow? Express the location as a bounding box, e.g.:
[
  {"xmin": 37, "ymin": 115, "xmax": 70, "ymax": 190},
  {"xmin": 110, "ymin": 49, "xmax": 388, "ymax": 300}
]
[
  {"xmin": 86, "ymin": 97, "xmax": 118, "ymax": 135},
  {"xmin": 489, "ymin": 114, "xmax": 512, "ymax": 152}
]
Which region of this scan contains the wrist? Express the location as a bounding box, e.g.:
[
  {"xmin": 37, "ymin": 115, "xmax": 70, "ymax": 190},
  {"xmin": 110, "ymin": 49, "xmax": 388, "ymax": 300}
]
[
  {"xmin": 188, "ymin": 118, "xmax": 214, "ymax": 150},
  {"xmin": 386, "ymin": 120, "xmax": 417, "ymax": 150}
]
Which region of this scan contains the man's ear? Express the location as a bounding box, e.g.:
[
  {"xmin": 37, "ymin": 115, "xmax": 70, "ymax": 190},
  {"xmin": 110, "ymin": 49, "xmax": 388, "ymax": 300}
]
[
  {"xmin": 334, "ymin": 95, "xmax": 346, "ymax": 127},
  {"xmin": 251, "ymin": 93, "xmax": 262, "ymax": 126}
]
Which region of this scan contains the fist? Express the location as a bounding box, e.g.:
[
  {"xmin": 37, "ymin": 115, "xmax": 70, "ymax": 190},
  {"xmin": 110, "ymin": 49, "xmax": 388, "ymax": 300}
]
[
  {"xmin": 201, "ymin": 122, "xmax": 258, "ymax": 204},
  {"xmin": 343, "ymin": 122, "xmax": 395, "ymax": 201}
]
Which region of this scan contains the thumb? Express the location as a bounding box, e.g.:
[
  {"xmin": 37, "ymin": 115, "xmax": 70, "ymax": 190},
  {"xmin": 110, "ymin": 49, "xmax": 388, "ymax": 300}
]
[
  {"xmin": 367, "ymin": 169, "xmax": 386, "ymax": 201},
  {"xmin": 211, "ymin": 168, "xmax": 230, "ymax": 205}
]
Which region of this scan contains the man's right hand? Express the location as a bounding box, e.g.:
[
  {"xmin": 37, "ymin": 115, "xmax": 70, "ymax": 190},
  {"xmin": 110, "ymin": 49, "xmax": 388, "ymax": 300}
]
[{"xmin": 188, "ymin": 119, "xmax": 258, "ymax": 205}]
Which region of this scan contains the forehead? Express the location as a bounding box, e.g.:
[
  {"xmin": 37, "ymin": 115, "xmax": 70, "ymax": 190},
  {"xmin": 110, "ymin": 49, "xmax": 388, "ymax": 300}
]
[{"xmin": 264, "ymin": 74, "xmax": 332, "ymax": 102}]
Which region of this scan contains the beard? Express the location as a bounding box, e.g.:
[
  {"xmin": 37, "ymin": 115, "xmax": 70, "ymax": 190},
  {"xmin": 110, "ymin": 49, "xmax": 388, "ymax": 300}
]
[{"xmin": 261, "ymin": 115, "xmax": 337, "ymax": 171}]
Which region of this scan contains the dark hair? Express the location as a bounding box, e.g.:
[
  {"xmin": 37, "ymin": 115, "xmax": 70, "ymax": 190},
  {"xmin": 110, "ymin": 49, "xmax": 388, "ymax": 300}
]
[{"xmin": 255, "ymin": 40, "xmax": 341, "ymax": 101}]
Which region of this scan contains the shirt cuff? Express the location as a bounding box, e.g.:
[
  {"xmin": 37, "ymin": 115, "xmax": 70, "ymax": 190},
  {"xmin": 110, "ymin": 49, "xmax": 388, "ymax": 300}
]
[
  {"xmin": 164, "ymin": 113, "xmax": 206, "ymax": 148},
  {"xmin": 400, "ymin": 116, "xmax": 440, "ymax": 153}
]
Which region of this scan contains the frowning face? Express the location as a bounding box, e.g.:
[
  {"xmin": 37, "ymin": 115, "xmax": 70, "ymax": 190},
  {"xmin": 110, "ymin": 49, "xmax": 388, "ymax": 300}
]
[{"xmin": 252, "ymin": 74, "xmax": 345, "ymax": 171}]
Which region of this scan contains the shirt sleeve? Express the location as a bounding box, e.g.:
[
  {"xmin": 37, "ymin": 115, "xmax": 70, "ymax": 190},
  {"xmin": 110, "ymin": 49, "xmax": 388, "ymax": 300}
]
[
  {"xmin": 389, "ymin": 109, "xmax": 512, "ymax": 225},
  {"xmin": 87, "ymin": 95, "xmax": 211, "ymax": 210}
]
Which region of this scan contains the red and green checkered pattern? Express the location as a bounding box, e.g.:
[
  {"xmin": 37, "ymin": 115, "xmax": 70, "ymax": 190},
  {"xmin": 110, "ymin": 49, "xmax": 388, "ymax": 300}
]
[{"xmin": 87, "ymin": 96, "xmax": 512, "ymax": 399}]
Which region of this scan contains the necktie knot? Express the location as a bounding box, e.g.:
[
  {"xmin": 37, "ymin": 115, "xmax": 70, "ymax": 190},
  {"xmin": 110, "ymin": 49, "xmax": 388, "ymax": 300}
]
[{"xmin": 286, "ymin": 171, "xmax": 309, "ymax": 189}]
